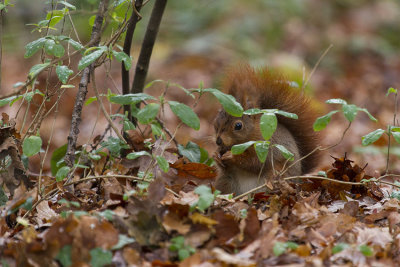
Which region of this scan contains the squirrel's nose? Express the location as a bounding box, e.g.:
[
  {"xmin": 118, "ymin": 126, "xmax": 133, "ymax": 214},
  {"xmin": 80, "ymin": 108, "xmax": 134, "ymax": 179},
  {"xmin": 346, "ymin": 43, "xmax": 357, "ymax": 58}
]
[{"xmin": 216, "ymin": 137, "xmax": 222, "ymax": 146}]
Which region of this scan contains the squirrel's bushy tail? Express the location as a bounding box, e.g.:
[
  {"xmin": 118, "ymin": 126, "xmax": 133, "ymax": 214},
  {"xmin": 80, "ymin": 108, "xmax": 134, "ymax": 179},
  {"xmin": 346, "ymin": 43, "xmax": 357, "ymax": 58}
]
[{"xmin": 222, "ymin": 64, "xmax": 320, "ymax": 173}]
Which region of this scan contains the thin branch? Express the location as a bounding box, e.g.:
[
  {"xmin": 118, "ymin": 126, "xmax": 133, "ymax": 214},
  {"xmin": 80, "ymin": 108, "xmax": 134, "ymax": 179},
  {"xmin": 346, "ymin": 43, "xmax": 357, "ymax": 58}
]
[
  {"xmin": 386, "ymin": 91, "xmax": 398, "ymax": 174},
  {"xmin": 302, "ymin": 44, "xmax": 333, "ymax": 91},
  {"xmin": 122, "ymin": 0, "xmax": 143, "ymax": 118},
  {"xmin": 65, "ymin": 0, "xmax": 109, "ymax": 169},
  {"xmin": 131, "ymin": 0, "xmax": 168, "ymax": 95}
]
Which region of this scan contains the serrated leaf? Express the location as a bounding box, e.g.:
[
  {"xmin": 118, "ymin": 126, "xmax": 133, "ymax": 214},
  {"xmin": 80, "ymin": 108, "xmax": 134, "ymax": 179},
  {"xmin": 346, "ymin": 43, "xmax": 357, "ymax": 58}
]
[
  {"xmin": 254, "ymin": 142, "xmax": 269, "ymax": 163},
  {"xmin": 205, "ymin": 89, "xmax": 243, "ymax": 117},
  {"xmin": 342, "ymin": 104, "xmax": 358, "ymax": 122},
  {"xmin": 260, "ymin": 113, "xmax": 277, "ymax": 140},
  {"xmin": 126, "ymin": 151, "xmax": 151, "ymax": 160},
  {"xmin": 231, "ymin": 141, "xmax": 256, "ymax": 155},
  {"xmin": 178, "ymin": 141, "xmax": 201, "ymax": 162},
  {"xmin": 168, "ymin": 101, "xmax": 200, "ymax": 130},
  {"xmin": 136, "ymin": 103, "xmax": 159, "ymax": 124},
  {"xmin": 275, "ymin": 110, "xmax": 298, "ymax": 119},
  {"xmin": 78, "ymin": 46, "xmax": 106, "ymax": 70},
  {"xmin": 313, "ymin": 110, "xmax": 339, "ymax": 131},
  {"xmin": 156, "ymin": 156, "xmax": 169, "ymax": 172},
  {"xmin": 109, "ymin": 93, "xmax": 155, "ymax": 105},
  {"xmin": 56, "ymin": 65, "xmax": 73, "ymax": 84},
  {"xmin": 361, "ymin": 129, "xmax": 385, "ymax": 146},
  {"xmin": 24, "ymin": 37, "xmax": 46, "ymax": 58},
  {"xmin": 56, "ymin": 166, "xmax": 71, "ymax": 182},
  {"xmin": 326, "ymin": 98, "xmax": 347, "ymax": 105},
  {"xmin": 112, "ymin": 50, "xmax": 132, "ymax": 70},
  {"xmin": 23, "ymin": 136, "xmax": 42, "ymax": 157},
  {"xmin": 275, "ymin": 144, "xmax": 294, "ymax": 161}
]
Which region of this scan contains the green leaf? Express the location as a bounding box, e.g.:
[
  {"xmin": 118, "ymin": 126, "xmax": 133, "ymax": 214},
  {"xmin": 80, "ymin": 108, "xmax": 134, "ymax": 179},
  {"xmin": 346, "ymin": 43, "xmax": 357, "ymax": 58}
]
[
  {"xmin": 156, "ymin": 156, "xmax": 169, "ymax": 173},
  {"xmin": 362, "ymin": 129, "xmax": 385, "ymax": 146},
  {"xmin": 231, "ymin": 141, "xmax": 256, "ymax": 155},
  {"xmin": 44, "ymin": 39, "xmax": 65, "ymax": 57},
  {"xmin": 112, "ymin": 234, "xmax": 135, "ymax": 250},
  {"xmin": 386, "ymin": 87, "xmax": 397, "ymax": 96},
  {"xmin": 326, "ymin": 98, "xmax": 347, "ymax": 105},
  {"xmin": 99, "ymin": 137, "xmax": 128, "ymax": 157},
  {"xmin": 313, "ymin": 110, "xmax": 339, "ymax": 131},
  {"xmin": 24, "ymin": 38, "xmax": 46, "ymax": 58},
  {"xmin": 342, "ymin": 104, "xmax": 358, "ymax": 122},
  {"xmin": 205, "ymin": 89, "xmax": 243, "ymax": 117},
  {"xmin": 56, "ymin": 245, "xmax": 72, "ymax": 267},
  {"xmin": 243, "ymin": 108, "xmax": 262, "ymax": 115},
  {"xmin": 178, "ymin": 141, "xmax": 201, "ymax": 162},
  {"xmin": 68, "ymin": 39, "xmax": 84, "ymax": 52},
  {"xmin": 150, "ymin": 122, "xmax": 162, "ymax": 137},
  {"xmin": 126, "ymin": 151, "xmax": 151, "ymax": 160},
  {"xmin": 273, "ymin": 242, "xmax": 286, "ymax": 256},
  {"xmin": 194, "ymin": 185, "xmax": 214, "ymax": 212},
  {"xmin": 0, "ymin": 96, "xmax": 18, "ymax": 107},
  {"xmin": 168, "ymin": 101, "xmax": 200, "ymax": 130},
  {"xmin": 56, "ymin": 65, "xmax": 73, "ymax": 84},
  {"xmin": 358, "ymin": 108, "xmax": 377, "ymax": 122},
  {"xmin": 90, "ymin": 248, "xmax": 112, "ymax": 267},
  {"xmin": 29, "ymin": 62, "xmax": 50, "ymax": 79},
  {"xmin": 0, "ymin": 186, "xmax": 8, "ymax": 206},
  {"xmin": 136, "ymin": 103, "xmax": 160, "ymax": 124},
  {"xmin": 78, "ymin": 46, "xmax": 107, "ymax": 70},
  {"xmin": 50, "ymin": 144, "xmax": 67, "ymax": 175},
  {"xmin": 275, "ymin": 144, "xmax": 294, "ymax": 161},
  {"xmin": 285, "ymin": 241, "xmax": 298, "ymax": 250},
  {"xmin": 46, "ymin": 10, "xmax": 64, "ymax": 27},
  {"xmin": 332, "ymin": 243, "xmax": 349, "ymax": 254},
  {"xmin": 112, "ymin": 50, "xmax": 132, "ymax": 70},
  {"xmin": 254, "ymin": 142, "xmax": 269, "ymax": 163},
  {"xmin": 23, "ymin": 136, "xmax": 42, "ymax": 157},
  {"xmin": 274, "ymin": 110, "xmax": 298, "ymax": 119},
  {"xmin": 59, "ymin": 1, "xmax": 76, "ymax": 10},
  {"xmin": 260, "ymin": 113, "xmax": 277, "ymax": 140},
  {"xmin": 56, "ymin": 166, "xmax": 71, "ymax": 182},
  {"xmin": 392, "ymin": 131, "xmax": 400, "ymax": 144},
  {"xmin": 359, "ymin": 244, "xmax": 373, "ymax": 257},
  {"xmin": 109, "ymin": 93, "xmax": 155, "ymax": 105}
]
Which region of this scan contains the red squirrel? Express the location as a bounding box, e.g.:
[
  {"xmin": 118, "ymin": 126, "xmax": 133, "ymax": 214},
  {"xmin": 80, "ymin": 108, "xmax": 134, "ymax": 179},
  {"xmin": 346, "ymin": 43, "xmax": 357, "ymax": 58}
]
[{"xmin": 214, "ymin": 64, "xmax": 320, "ymax": 195}]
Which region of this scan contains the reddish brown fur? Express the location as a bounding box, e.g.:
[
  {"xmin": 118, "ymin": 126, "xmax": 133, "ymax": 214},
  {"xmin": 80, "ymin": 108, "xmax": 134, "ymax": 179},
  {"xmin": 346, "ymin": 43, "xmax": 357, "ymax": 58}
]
[{"xmin": 220, "ymin": 64, "xmax": 320, "ymax": 174}]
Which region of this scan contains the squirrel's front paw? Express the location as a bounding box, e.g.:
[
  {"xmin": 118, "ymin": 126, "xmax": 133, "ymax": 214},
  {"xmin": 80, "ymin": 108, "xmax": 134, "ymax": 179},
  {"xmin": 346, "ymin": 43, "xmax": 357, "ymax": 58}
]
[{"xmin": 221, "ymin": 151, "xmax": 233, "ymax": 163}]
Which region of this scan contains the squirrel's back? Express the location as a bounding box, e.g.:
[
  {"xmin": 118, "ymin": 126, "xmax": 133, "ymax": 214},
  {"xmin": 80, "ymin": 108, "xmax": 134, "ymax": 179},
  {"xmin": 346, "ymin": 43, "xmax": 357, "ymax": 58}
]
[{"xmin": 221, "ymin": 64, "xmax": 320, "ymax": 173}]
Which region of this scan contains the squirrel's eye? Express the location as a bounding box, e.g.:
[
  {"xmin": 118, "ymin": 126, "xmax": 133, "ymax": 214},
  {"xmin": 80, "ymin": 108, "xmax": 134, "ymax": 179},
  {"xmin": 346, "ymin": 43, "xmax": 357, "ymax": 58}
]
[{"xmin": 234, "ymin": 122, "xmax": 243, "ymax": 130}]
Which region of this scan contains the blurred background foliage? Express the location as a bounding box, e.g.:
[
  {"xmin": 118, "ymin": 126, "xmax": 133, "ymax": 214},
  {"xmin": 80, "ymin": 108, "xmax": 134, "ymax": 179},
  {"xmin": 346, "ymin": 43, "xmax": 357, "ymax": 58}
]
[{"xmin": 2, "ymin": 0, "xmax": 400, "ymax": 172}]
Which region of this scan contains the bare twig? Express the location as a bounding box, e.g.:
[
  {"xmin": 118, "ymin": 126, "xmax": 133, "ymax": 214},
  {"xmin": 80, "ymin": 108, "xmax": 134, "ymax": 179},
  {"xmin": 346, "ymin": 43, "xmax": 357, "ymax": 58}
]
[
  {"xmin": 131, "ymin": 0, "xmax": 168, "ymax": 95},
  {"xmin": 65, "ymin": 0, "xmax": 109, "ymax": 169},
  {"xmin": 122, "ymin": 0, "xmax": 143, "ymax": 118},
  {"xmin": 386, "ymin": 90, "xmax": 398, "ymax": 174},
  {"xmin": 302, "ymin": 44, "xmax": 333, "ymax": 91}
]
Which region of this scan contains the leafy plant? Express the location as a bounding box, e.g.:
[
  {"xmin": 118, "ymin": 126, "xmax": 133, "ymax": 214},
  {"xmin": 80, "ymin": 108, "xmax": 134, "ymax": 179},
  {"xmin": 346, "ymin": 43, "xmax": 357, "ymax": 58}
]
[{"xmin": 169, "ymin": 236, "xmax": 196, "ymax": 261}]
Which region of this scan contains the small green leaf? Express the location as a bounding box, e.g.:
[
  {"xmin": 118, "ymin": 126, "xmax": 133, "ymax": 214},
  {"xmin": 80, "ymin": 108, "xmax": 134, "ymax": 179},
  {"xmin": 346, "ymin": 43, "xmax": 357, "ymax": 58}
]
[
  {"xmin": 391, "ymin": 131, "xmax": 400, "ymax": 144},
  {"xmin": 90, "ymin": 248, "xmax": 112, "ymax": 267},
  {"xmin": 112, "ymin": 50, "xmax": 132, "ymax": 70},
  {"xmin": 44, "ymin": 39, "xmax": 65, "ymax": 57},
  {"xmin": 318, "ymin": 171, "xmax": 327, "ymax": 177},
  {"xmin": 50, "ymin": 144, "xmax": 67, "ymax": 175},
  {"xmin": 56, "ymin": 245, "xmax": 72, "ymax": 267},
  {"xmin": 0, "ymin": 186, "xmax": 8, "ymax": 206},
  {"xmin": 243, "ymin": 108, "xmax": 262, "ymax": 115},
  {"xmin": 178, "ymin": 141, "xmax": 201, "ymax": 162},
  {"xmin": 29, "ymin": 62, "xmax": 50, "ymax": 79},
  {"xmin": 362, "ymin": 129, "xmax": 385, "ymax": 146},
  {"xmin": 112, "ymin": 234, "xmax": 135, "ymax": 250},
  {"xmin": 23, "ymin": 136, "xmax": 42, "ymax": 157},
  {"xmin": 126, "ymin": 151, "xmax": 151, "ymax": 160},
  {"xmin": 313, "ymin": 110, "xmax": 339, "ymax": 131},
  {"xmin": 109, "ymin": 93, "xmax": 155, "ymax": 105},
  {"xmin": 231, "ymin": 141, "xmax": 256, "ymax": 155},
  {"xmin": 275, "ymin": 144, "xmax": 294, "ymax": 161},
  {"xmin": 156, "ymin": 156, "xmax": 169, "ymax": 173},
  {"xmin": 24, "ymin": 38, "xmax": 46, "ymax": 58},
  {"xmin": 56, "ymin": 166, "xmax": 71, "ymax": 182},
  {"xmin": 0, "ymin": 96, "xmax": 18, "ymax": 107},
  {"xmin": 326, "ymin": 98, "xmax": 347, "ymax": 105},
  {"xmin": 194, "ymin": 185, "xmax": 214, "ymax": 212},
  {"xmin": 342, "ymin": 104, "xmax": 358, "ymax": 122},
  {"xmin": 359, "ymin": 244, "xmax": 373, "ymax": 257},
  {"xmin": 254, "ymin": 142, "xmax": 269, "ymax": 163},
  {"xmin": 136, "ymin": 103, "xmax": 160, "ymax": 124},
  {"xmin": 386, "ymin": 87, "xmax": 397, "ymax": 96},
  {"xmin": 59, "ymin": 1, "xmax": 76, "ymax": 10},
  {"xmin": 56, "ymin": 65, "xmax": 73, "ymax": 84},
  {"xmin": 285, "ymin": 241, "xmax": 298, "ymax": 250},
  {"xmin": 274, "ymin": 110, "xmax": 298, "ymax": 119},
  {"xmin": 78, "ymin": 46, "xmax": 107, "ymax": 70},
  {"xmin": 205, "ymin": 89, "xmax": 243, "ymax": 117},
  {"xmin": 260, "ymin": 113, "xmax": 277, "ymax": 140},
  {"xmin": 358, "ymin": 108, "xmax": 377, "ymax": 122},
  {"xmin": 273, "ymin": 242, "xmax": 286, "ymax": 256},
  {"xmin": 168, "ymin": 101, "xmax": 200, "ymax": 130},
  {"xmin": 332, "ymin": 243, "xmax": 349, "ymax": 254},
  {"xmin": 68, "ymin": 39, "xmax": 84, "ymax": 52}
]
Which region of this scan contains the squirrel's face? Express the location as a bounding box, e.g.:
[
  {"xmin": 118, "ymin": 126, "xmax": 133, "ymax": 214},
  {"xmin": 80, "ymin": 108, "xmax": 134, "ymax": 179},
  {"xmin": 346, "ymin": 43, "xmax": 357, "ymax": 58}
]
[{"xmin": 214, "ymin": 110, "xmax": 257, "ymax": 156}]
